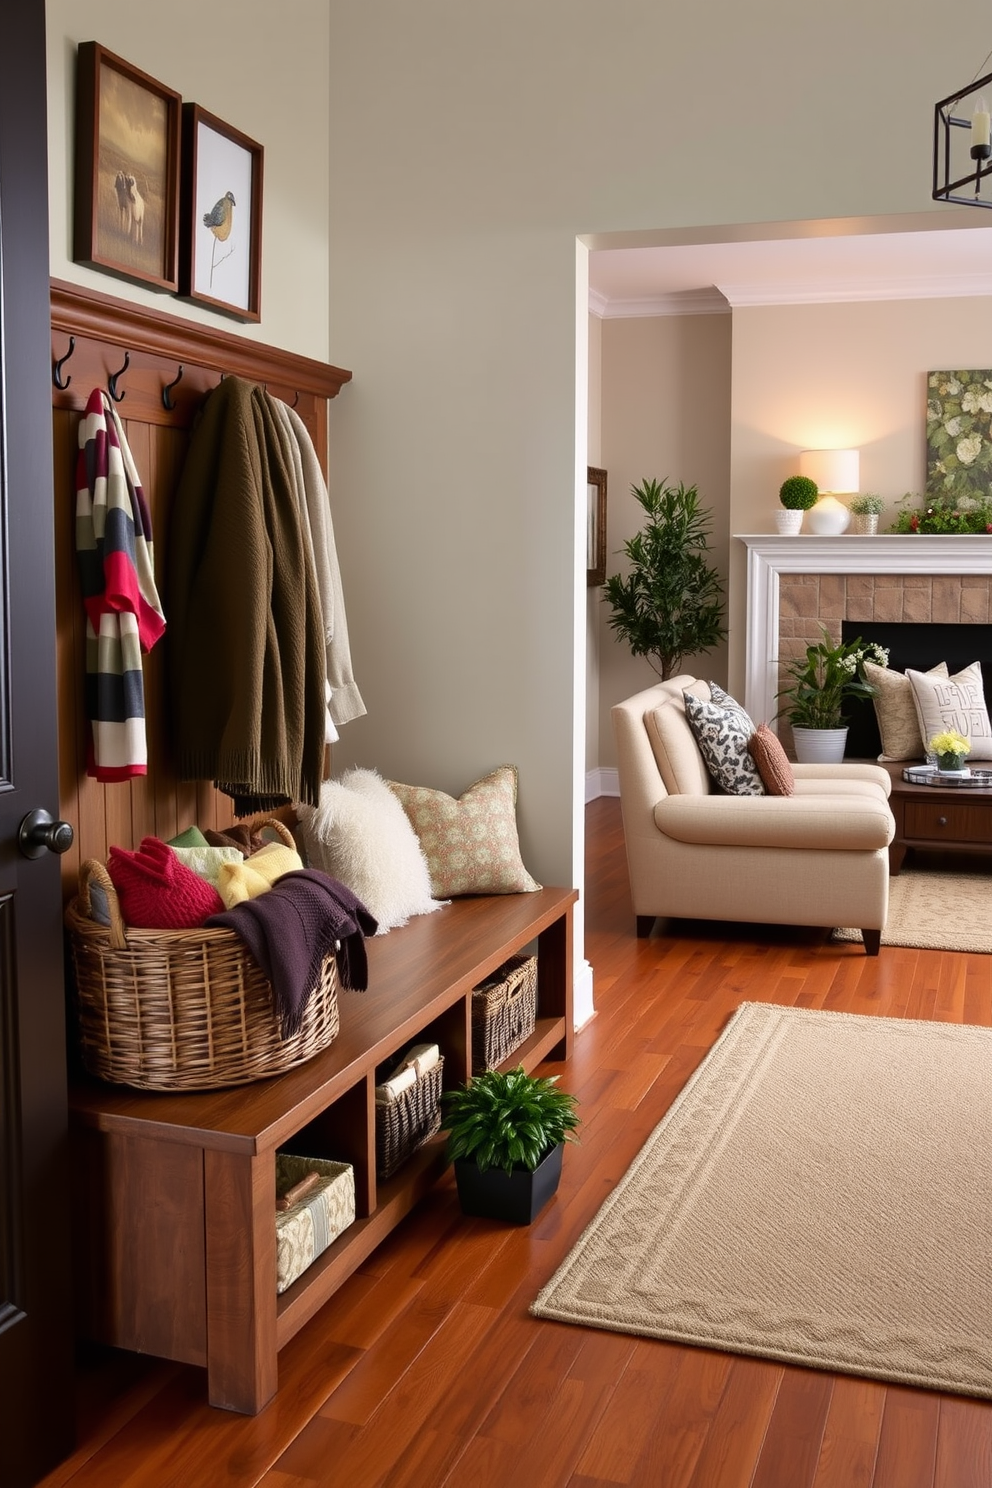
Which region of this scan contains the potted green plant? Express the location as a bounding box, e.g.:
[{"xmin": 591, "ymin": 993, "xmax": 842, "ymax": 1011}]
[
  {"xmin": 777, "ymin": 474, "xmax": 818, "ymax": 535},
  {"xmin": 442, "ymin": 1065, "xmax": 580, "ymax": 1224},
  {"xmin": 848, "ymin": 492, "xmax": 885, "ymax": 535},
  {"xmin": 777, "ymin": 628, "xmax": 888, "ymax": 762},
  {"xmin": 602, "ymin": 477, "xmax": 726, "ymax": 680}
]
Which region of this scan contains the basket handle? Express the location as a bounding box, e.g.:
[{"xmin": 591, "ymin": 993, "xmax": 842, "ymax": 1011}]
[
  {"xmin": 247, "ymin": 816, "xmax": 298, "ymax": 851},
  {"xmin": 77, "ymin": 858, "xmax": 129, "ymax": 951}
]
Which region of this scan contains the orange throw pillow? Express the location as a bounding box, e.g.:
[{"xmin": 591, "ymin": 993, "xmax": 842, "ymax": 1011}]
[{"xmin": 747, "ymin": 724, "xmax": 795, "ymax": 797}]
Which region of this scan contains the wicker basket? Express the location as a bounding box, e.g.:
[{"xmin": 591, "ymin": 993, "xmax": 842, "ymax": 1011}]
[
  {"xmin": 65, "ymin": 829, "xmax": 340, "ymax": 1091},
  {"xmin": 375, "ymin": 1058, "xmax": 444, "ymax": 1180},
  {"xmin": 471, "ymin": 954, "xmax": 537, "ymax": 1073}
]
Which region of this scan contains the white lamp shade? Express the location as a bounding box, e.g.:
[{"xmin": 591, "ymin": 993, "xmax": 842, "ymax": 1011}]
[{"xmin": 799, "ymin": 448, "xmax": 860, "ymax": 494}]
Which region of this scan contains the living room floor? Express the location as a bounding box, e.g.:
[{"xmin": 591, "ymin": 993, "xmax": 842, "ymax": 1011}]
[{"xmin": 43, "ymin": 797, "xmax": 992, "ymax": 1488}]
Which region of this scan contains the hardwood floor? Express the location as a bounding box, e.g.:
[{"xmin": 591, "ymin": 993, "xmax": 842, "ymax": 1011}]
[{"xmin": 42, "ymin": 797, "xmax": 992, "ymax": 1488}]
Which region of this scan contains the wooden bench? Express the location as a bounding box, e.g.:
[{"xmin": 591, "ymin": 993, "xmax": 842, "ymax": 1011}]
[{"xmin": 68, "ymin": 886, "xmax": 576, "ymax": 1414}]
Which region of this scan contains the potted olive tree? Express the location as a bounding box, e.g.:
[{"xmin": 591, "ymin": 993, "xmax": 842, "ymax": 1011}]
[
  {"xmin": 777, "ymin": 475, "xmax": 819, "ymax": 534},
  {"xmin": 602, "ymin": 477, "xmax": 726, "ymax": 680},
  {"xmin": 442, "ymin": 1065, "xmax": 580, "ymax": 1224}
]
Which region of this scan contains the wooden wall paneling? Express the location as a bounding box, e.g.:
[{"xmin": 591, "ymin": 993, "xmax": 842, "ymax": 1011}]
[{"xmin": 51, "ymin": 278, "xmax": 351, "ymax": 899}]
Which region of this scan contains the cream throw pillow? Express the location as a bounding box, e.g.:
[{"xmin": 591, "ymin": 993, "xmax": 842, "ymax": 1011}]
[
  {"xmin": 388, "ymin": 765, "xmax": 541, "ymax": 897},
  {"xmin": 296, "ymin": 767, "xmax": 443, "ymax": 932},
  {"xmin": 864, "ymin": 659, "xmax": 947, "ymax": 761},
  {"xmin": 906, "ymin": 662, "xmax": 992, "ymax": 761}
]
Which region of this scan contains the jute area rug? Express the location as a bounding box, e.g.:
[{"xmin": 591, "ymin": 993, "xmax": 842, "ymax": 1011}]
[
  {"xmin": 532, "ymin": 1001, "xmax": 992, "ymax": 1397},
  {"xmin": 833, "ymin": 862, "xmax": 992, "ymax": 953}
]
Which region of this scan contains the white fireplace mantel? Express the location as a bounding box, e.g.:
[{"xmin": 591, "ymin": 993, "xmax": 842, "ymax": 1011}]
[{"xmin": 736, "ymin": 533, "xmax": 992, "ymax": 725}]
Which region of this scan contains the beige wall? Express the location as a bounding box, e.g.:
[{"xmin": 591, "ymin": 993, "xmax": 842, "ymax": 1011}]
[
  {"xmin": 595, "ymin": 312, "xmax": 732, "ymax": 770},
  {"xmin": 727, "ymin": 295, "xmax": 992, "ymax": 694},
  {"xmin": 45, "ymin": 0, "xmax": 331, "ymax": 361}
]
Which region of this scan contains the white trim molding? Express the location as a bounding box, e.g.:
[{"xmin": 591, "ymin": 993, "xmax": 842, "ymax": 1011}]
[{"xmin": 735, "ymin": 534, "xmax": 992, "ymax": 726}]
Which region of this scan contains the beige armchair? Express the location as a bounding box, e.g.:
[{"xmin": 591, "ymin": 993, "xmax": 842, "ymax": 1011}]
[{"xmin": 612, "ymin": 677, "xmax": 895, "ymax": 954}]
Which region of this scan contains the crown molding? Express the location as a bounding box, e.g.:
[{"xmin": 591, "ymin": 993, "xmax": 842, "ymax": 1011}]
[
  {"xmin": 589, "ymin": 271, "xmax": 992, "ymax": 318},
  {"xmin": 718, "ymin": 272, "xmax": 992, "ymax": 307},
  {"xmin": 589, "ymin": 286, "xmax": 730, "ymax": 319}
]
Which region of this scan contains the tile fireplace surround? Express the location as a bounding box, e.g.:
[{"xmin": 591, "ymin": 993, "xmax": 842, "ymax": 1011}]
[{"xmin": 737, "ymin": 534, "xmax": 992, "ymax": 730}]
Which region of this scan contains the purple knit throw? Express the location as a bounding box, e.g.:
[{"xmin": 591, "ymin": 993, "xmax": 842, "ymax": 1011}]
[{"xmin": 207, "ymin": 869, "xmax": 378, "ymax": 1035}]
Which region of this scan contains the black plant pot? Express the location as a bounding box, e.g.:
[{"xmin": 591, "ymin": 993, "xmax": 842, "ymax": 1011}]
[{"xmin": 454, "ymin": 1142, "xmax": 564, "ymax": 1224}]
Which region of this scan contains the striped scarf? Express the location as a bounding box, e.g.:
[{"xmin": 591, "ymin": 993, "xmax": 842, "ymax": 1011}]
[{"xmin": 75, "ymin": 389, "xmax": 166, "ymax": 780}]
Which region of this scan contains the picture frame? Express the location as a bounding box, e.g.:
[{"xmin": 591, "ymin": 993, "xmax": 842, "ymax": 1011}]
[
  {"xmin": 587, "ymin": 466, "xmax": 608, "ymax": 586},
  {"xmin": 179, "ymin": 104, "xmax": 263, "ymax": 322},
  {"xmin": 73, "ymin": 42, "xmax": 182, "ymax": 292}
]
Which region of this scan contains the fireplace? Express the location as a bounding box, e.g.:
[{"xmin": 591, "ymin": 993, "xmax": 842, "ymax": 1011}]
[
  {"xmin": 737, "ymin": 533, "xmax": 992, "ymax": 753},
  {"xmin": 840, "ymin": 621, "xmax": 992, "ymax": 757}
]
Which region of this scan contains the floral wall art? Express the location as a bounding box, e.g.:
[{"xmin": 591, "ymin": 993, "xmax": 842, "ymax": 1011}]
[{"xmin": 926, "ymin": 369, "xmax": 992, "ymax": 505}]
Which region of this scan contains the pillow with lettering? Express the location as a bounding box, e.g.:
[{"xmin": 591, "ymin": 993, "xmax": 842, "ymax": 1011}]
[{"xmin": 906, "ymin": 662, "xmax": 992, "ymax": 761}]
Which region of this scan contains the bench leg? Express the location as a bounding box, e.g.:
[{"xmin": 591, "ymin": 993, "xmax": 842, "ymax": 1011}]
[
  {"xmin": 862, "ymin": 928, "xmax": 882, "ymax": 956},
  {"xmin": 636, "ymin": 915, "xmax": 655, "ymax": 938},
  {"xmin": 203, "ymin": 1149, "xmax": 277, "ymax": 1414}
]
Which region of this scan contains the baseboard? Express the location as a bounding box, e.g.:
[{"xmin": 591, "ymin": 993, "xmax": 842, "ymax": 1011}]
[
  {"xmin": 585, "ymin": 767, "xmax": 619, "ymax": 801},
  {"xmin": 573, "ymin": 958, "xmax": 595, "ymax": 1029}
]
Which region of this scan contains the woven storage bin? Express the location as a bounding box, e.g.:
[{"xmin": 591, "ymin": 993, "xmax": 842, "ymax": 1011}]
[
  {"xmin": 65, "ymin": 828, "xmax": 340, "ymax": 1092},
  {"xmin": 471, "ymin": 954, "xmax": 537, "ymax": 1073},
  {"xmin": 276, "ymin": 1154, "xmax": 355, "ymax": 1294},
  {"xmin": 375, "ymin": 1057, "xmax": 444, "ymax": 1180}
]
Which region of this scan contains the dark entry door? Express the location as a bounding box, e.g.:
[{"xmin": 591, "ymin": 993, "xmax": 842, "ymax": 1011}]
[{"xmin": 0, "ymin": 2, "xmax": 75, "ymax": 1484}]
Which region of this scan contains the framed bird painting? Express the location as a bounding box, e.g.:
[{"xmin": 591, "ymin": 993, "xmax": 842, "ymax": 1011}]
[{"xmin": 179, "ymin": 104, "xmax": 263, "ymax": 321}]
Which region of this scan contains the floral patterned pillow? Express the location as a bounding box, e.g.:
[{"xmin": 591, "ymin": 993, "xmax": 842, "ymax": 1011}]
[
  {"xmin": 683, "ymin": 685, "xmax": 766, "ymax": 796},
  {"xmin": 388, "ymin": 765, "xmax": 542, "ymax": 896}
]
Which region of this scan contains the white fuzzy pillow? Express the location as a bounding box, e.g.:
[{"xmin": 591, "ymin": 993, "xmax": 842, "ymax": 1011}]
[{"xmin": 296, "ymin": 767, "xmax": 443, "ymax": 933}]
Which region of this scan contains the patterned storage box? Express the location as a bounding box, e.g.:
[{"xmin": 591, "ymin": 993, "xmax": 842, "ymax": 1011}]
[
  {"xmin": 275, "ymin": 1154, "xmax": 355, "ymax": 1294},
  {"xmin": 471, "ymin": 954, "xmax": 537, "ymax": 1073}
]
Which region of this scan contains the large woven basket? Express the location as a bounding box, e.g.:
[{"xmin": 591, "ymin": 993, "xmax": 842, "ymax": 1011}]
[{"xmin": 65, "ymin": 838, "xmax": 340, "ymax": 1092}]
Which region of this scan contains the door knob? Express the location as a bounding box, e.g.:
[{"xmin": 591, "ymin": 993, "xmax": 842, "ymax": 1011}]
[{"xmin": 18, "ymin": 808, "xmax": 74, "ymax": 859}]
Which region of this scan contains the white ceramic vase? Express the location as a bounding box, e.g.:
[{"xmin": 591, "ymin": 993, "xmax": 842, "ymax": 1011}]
[
  {"xmin": 805, "ymin": 495, "xmax": 851, "ymax": 535},
  {"xmin": 775, "ymin": 509, "xmax": 803, "ymax": 535},
  {"xmin": 792, "ymin": 726, "xmax": 849, "ymax": 764}
]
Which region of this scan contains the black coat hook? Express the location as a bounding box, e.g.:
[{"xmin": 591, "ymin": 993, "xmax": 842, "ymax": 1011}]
[
  {"xmin": 53, "ymin": 336, "xmax": 76, "ymax": 390},
  {"xmin": 162, "ymin": 364, "xmax": 184, "ymax": 411},
  {"xmin": 291, "ymin": 390, "xmax": 300, "ymax": 409},
  {"xmin": 107, "ymin": 351, "xmax": 130, "ymax": 403}
]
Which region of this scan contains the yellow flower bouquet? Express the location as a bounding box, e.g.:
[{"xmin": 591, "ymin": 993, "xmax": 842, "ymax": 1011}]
[{"xmin": 928, "ymin": 729, "xmax": 971, "ymax": 771}]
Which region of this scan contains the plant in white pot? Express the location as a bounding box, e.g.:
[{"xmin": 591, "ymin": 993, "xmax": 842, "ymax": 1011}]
[
  {"xmin": 777, "ymin": 628, "xmax": 888, "ymax": 762},
  {"xmin": 442, "ymin": 1065, "xmax": 580, "ymax": 1224},
  {"xmin": 777, "ymin": 475, "xmax": 818, "ymax": 534},
  {"xmin": 848, "ymin": 492, "xmax": 885, "ymax": 535}
]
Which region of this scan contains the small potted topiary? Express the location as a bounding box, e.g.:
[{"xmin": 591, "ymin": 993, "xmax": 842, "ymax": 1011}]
[
  {"xmin": 777, "ymin": 474, "xmax": 818, "ymax": 535},
  {"xmin": 848, "ymin": 492, "xmax": 885, "ymax": 534},
  {"xmin": 442, "ymin": 1065, "xmax": 580, "ymax": 1224}
]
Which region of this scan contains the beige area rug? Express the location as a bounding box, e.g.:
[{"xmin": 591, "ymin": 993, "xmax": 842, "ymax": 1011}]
[
  {"xmin": 833, "ymin": 862, "xmax": 992, "ymax": 952},
  {"xmin": 532, "ymin": 1001, "xmax": 992, "ymax": 1397}
]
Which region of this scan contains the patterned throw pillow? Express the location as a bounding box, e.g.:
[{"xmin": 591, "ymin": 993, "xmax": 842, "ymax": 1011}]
[
  {"xmin": 865, "ymin": 659, "xmax": 947, "ymax": 761},
  {"xmin": 747, "ymin": 723, "xmax": 795, "ymax": 796},
  {"xmin": 906, "ymin": 662, "xmax": 992, "ymax": 761},
  {"xmin": 683, "ymin": 686, "xmax": 766, "ymax": 796},
  {"xmin": 388, "ymin": 765, "xmax": 542, "ymax": 897}
]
